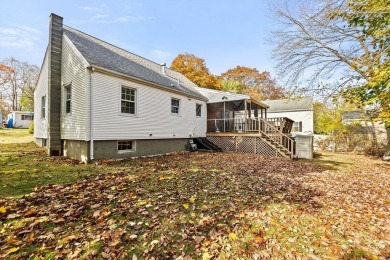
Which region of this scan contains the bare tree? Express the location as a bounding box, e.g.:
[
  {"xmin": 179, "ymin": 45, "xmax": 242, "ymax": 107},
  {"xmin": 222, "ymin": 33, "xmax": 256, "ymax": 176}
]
[
  {"xmin": 0, "ymin": 58, "xmax": 39, "ymax": 112},
  {"xmin": 271, "ymin": 0, "xmax": 385, "ymax": 95}
]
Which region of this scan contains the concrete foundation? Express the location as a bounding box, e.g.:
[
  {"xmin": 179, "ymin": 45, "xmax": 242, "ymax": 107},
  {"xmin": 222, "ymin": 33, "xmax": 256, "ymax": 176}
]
[
  {"xmin": 63, "ymin": 138, "xmax": 189, "ymax": 162},
  {"xmin": 35, "ymin": 138, "xmax": 47, "ymax": 147},
  {"xmin": 63, "ymin": 140, "xmax": 90, "ymax": 162}
]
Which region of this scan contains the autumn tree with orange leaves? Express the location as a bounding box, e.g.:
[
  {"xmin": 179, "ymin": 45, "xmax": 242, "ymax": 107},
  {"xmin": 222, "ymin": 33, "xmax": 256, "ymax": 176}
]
[
  {"xmin": 220, "ymin": 66, "xmax": 286, "ymax": 101},
  {"xmin": 170, "ymin": 53, "xmax": 222, "ymax": 90}
]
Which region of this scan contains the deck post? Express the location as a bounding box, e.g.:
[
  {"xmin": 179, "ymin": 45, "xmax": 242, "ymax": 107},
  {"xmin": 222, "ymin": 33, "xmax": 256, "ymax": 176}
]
[{"xmin": 244, "ymin": 100, "xmax": 247, "ymax": 132}]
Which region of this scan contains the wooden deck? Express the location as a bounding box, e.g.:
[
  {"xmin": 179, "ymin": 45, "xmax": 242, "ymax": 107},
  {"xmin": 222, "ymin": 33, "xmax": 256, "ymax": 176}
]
[{"xmin": 206, "ymin": 118, "xmax": 296, "ymax": 159}]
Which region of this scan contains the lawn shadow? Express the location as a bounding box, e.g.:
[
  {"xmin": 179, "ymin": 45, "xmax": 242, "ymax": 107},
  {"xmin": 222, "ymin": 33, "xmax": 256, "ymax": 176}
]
[{"xmin": 300, "ymin": 152, "xmax": 352, "ymax": 171}]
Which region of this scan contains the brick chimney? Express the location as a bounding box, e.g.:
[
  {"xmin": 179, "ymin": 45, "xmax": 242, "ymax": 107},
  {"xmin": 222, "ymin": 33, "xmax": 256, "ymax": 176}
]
[{"xmin": 47, "ymin": 13, "xmax": 63, "ymax": 156}]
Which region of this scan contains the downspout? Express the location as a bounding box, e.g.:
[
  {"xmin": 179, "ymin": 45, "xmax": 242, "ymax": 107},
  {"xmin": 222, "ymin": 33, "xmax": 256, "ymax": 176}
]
[{"xmin": 89, "ymin": 67, "xmax": 94, "ymax": 161}]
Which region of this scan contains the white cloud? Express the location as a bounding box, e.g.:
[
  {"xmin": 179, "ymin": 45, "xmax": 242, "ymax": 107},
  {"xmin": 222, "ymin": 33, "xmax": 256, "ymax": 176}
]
[
  {"xmin": 91, "ymin": 14, "xmax": 109, "ymax": 20},
  {"xmin": 150, "ymin": 49, "xmax": 171, "ymax": 63},
  {"xmin": 0, "ymin": 25, "xmax": 40, "ymax": 49},
  {"xmin": 79, "ymin": 6, "xmax": 102, "ymax": 12},
  {"xmin": 89, "ymin": 15, "xmax": 153, "ymax": 24}
]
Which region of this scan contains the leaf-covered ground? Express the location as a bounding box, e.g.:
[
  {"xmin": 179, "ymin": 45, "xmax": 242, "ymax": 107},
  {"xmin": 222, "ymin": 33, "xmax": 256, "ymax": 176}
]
[{"xmin": 0, "ymin": 148, "xmax": 389, "ymax": 259}]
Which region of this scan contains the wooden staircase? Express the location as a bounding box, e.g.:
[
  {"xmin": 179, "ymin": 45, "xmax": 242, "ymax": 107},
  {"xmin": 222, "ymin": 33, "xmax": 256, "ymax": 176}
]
[{"xmin": 257, "ymin": 118, "xmax": 295, "ymax": 159}]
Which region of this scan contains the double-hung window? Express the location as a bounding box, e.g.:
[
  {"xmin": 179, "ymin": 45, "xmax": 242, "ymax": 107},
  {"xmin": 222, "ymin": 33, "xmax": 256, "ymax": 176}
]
[
  {"xmin": 65, "ymin": 85, "xmax": 71, "ymax": 114},
  {"xmin": 196, "ymin": 104, "xmax": 202, "ymax": 117},
  {"xmin": 41, "ymin": 96, "xmax": 46, "ymax": 119},
  {"xmin": 292, "ymin": 121, "xmax": 303, "ymax": 132},
  {"xmin": 121, "ymin": 86, "xmax": 136, "ymax": 114},
  {"xmin": 171, "ymin": 98, "xmax": 180, "ymax": 114}
]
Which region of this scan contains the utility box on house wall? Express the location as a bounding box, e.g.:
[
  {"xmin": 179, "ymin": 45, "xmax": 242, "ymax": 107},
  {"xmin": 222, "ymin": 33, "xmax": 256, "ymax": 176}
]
[{"xmin": 295, "ymin": 134, "xmax": 314, "ymax": 159}]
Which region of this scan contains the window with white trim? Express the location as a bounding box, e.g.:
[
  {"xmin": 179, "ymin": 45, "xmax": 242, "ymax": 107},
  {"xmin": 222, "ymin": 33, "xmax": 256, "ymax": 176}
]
[
  {"xmin": 171, "ymin": 98, "xmax": 180, "ymax": 114},
  {"xmin": 118, "ymin": 141, "xmax": 134, "ymax": 151},
  {"xmin": 196, "ymin": 103, "xmax": 202, "ymax": 117},
  {"xmin": 292, "ymin": 121, "xmax": 302, "ymax": 132},
  {"xmin": 121, "ymin": 86, "xmax": 136, "ymax": 114},
  {"xmin": 41, "ymin": 96, "xmax": 46, "ymax": 119},
  {"xmin": 65, "ymin": 85, "xmax": 71, "ymax": 114}
]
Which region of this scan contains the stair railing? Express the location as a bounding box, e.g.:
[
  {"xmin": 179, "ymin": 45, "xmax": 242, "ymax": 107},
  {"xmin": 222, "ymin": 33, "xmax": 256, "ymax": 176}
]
[{"xmin": 257, "ymin": 118, "xmax": 295, "ymax": 158}]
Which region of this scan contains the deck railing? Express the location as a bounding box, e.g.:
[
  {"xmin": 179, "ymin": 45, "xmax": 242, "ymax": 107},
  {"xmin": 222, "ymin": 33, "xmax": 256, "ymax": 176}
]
[{"xmin": 207, "ymin": 117, "xmax": 295, "ymax": 158}]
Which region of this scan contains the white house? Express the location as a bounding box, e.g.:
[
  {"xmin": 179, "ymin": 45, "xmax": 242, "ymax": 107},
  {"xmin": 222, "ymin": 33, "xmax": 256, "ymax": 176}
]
[
  {"xmin": 6, "ymin": 111, "xmax": 34, "ymax": 129},
  {"xmin": 263, "ymin": 97, "xmax": 314, "ymax": 134},
  {"xmin": 34, "ymin": 14, "xmax": 208, "ymax": 162}
]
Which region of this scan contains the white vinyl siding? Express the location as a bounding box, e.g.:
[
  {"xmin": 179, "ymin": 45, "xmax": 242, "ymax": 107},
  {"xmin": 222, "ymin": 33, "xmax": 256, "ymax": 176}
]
[
  {"xmin": 91, "ymin": 72, "xmax": 207, "ymax": 140},
  {"xmin": 34, "ymin": 49, "xmax": 49, "ymax": 139},
  {"xmin": 267, "ymin": 110, "xmax": 314, "ymax": 134},
  {"xmin": 60, "ymin": 36, "xmax": 88, "ymax": 140}
]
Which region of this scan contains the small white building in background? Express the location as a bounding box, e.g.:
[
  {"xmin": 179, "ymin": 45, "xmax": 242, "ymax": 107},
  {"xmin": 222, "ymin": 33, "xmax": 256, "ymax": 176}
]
[
  {"xmin": 7, "ymin": 111, "xmax": 34, "ymax": 128},
  {"xmin": 263, "ymin": 97, "xmax": 314, "ymax": 134}
]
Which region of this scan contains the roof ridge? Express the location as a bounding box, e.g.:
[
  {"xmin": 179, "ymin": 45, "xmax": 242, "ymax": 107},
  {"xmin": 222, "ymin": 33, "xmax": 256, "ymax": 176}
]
[
  {"xmin": 63, "ymin": 25, "xmax": 205, "ymax": 99},
  {"xmin": 63, "ymin": 25, "xmax": 166, "ymax": 69}
]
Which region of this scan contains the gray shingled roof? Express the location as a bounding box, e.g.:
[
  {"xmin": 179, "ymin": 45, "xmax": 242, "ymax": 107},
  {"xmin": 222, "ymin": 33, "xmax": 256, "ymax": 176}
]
[
  {"xmin": 262, "ymin": 97, "xmax": 313, "ymax": 112},
  {"xmin": 342, "ymin": 110, "xmax": 378, "ymax": 121},
  {"xmin": 63, "ymin": 26, "xmax": 207, "ymax": 101}
]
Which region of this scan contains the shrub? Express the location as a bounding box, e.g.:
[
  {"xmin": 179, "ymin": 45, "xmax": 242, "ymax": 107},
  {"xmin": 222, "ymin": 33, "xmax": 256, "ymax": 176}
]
[{"xmin": 28, "ymin": 122, "xmax": 34, "ymax": 134}]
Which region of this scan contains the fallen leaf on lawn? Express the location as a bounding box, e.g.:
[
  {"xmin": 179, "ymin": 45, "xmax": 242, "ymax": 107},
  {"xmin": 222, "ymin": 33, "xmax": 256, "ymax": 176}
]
[
  {"xmin": 229, "ymin": 233, "xmax": 237, "ymax": 240},
  {"xmin": 254, "ymin": 236, "xmax": 265, "ymax": 244},
  {"xmin": 189, "ymin": 196, "xmax": 195, "ymax": 203},
  {"xmin": 202, "ymin": 252, "xmax": 211, "ymax": 260},
  {"xmin": 7, "ymin": 247, "xmax": 19, "ymax": 254},
  {"xmin": 150, "ymin": 240, "xmax": 159, "ymax": 245},
  {"xmin": 183, "ymin": 203, "xmax": 189, "ymax": 209},
  {"xmin": 7, "ymin": 213, "xmax": 20, "ymax": 219},
  {"xmin": 0, "ymin": 206, "xmax": 6, "ymax": 213}
]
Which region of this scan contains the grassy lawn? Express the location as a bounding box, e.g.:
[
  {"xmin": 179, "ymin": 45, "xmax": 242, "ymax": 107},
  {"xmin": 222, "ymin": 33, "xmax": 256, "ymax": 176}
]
[
  {"xmin": 0, "ymin": 128, "xmax": 34, "ymax": 144},
  {"xmin": 0, "ymin": 130, "xmax": 389, "ymax": 259}
]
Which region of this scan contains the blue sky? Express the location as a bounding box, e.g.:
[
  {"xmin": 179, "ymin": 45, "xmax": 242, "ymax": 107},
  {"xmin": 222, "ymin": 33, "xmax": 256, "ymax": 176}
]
[{"xmin": 0, "ymin": 0, "xmax": 279, "ymax": 76}]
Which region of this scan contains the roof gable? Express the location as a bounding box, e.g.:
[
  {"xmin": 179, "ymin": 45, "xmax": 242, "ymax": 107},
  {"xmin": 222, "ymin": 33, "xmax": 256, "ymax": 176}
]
[{"xmin": 63, "ymin": 26, "xmax": 206, "ymax": 101}]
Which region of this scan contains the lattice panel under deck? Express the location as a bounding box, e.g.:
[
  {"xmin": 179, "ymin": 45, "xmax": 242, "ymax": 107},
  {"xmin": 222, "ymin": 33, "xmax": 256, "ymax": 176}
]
[
  {"xmin": 236, "ymin": 136, "xmax": 255, "ymax": 154},
  {"xmin": 256, "ymin": 138, "xmax": 282, "ymax": 157},
  {"xmin": 206, "ymin": 136, "xmax": 236, "ymax": 152},
  {"xmin": 206, "ymin": 136, "xmax": 284, "ymax": 157}
]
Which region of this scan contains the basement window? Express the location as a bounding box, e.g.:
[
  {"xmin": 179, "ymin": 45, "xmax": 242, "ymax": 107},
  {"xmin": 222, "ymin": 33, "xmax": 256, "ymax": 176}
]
[{"xmin": 118, "ymin": 140, "xmax": 134, "ymax": 152}]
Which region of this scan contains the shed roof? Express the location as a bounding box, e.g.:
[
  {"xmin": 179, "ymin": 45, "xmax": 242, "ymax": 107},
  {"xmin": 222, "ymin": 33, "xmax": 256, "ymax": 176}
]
[
  {"xmin": 194, "ymin": 87, "xmax": 269, "ymax": 108},
  {"xmin": 262, "ymin": 97, "xmax": 313, "ymax": 112},
  {"xmin": 63, "ymin": 26, "xmax": 207, "ymax": 101}
]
